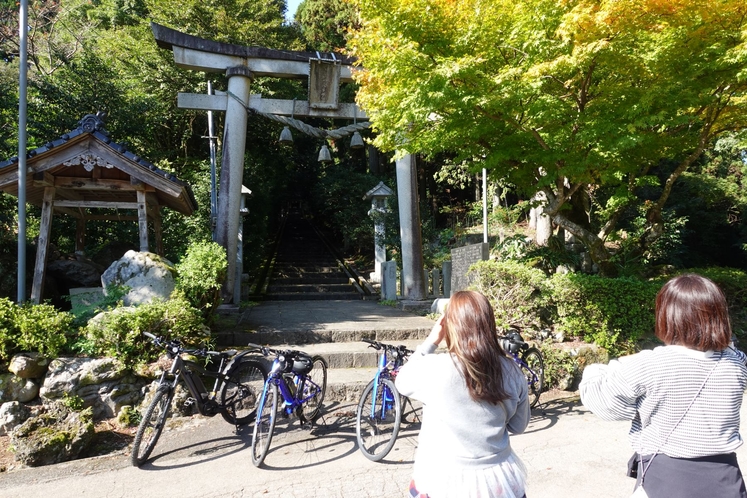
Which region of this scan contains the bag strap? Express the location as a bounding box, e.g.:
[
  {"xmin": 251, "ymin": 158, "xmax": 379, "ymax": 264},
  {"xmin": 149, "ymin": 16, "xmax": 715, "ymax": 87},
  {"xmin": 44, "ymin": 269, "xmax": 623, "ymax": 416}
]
[{"xmin": 639, "ymin": 352, "xmax": 722, "ymax": 482}]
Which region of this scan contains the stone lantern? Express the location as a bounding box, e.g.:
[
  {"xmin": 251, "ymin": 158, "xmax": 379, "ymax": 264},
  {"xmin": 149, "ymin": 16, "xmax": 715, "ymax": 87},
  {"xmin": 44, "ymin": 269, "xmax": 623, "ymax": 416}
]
[{"xmin": 364, "ymin": 181, "xmax": 394, "ymax": 283}]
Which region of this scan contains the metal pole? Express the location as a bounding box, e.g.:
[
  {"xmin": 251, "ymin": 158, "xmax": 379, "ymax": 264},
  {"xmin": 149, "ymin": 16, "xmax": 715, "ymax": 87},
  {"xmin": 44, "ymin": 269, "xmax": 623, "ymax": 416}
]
[
  {"xmin": 482, "ymin": 168, "xmax": 488, "ymax": 244},
  {"xmin": 17, "ymin": 0, "xmax": 28, "ymax": 303},
  {"xmin": 207, "ymin": 81, "xmax": 218, "ymax": 241}
]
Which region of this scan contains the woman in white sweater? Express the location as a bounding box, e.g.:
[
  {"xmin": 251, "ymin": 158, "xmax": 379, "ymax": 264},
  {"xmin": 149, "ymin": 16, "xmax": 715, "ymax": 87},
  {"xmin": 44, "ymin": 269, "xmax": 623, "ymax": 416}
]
[
  {"xmin": 395, "ymin": 290, "xmax": 530, "ymax": 498},
  {"xmin": 580, "ymin": 273, "xmax": 747, "ymax": 498}
]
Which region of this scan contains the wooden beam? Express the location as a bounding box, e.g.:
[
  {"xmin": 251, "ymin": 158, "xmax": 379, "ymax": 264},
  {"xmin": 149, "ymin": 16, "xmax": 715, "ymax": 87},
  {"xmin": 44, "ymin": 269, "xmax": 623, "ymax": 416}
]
[
  {"xmin": 54, "ymin": 177, "xmax": 140, "ymax": 191},
  {"xmin": 53, "ymin": 200, "xmax": 139, "ymax": 209},
  {"xmin": 32, "ymin": 171, "xmax": 55, "ymax": 187},
  {"xmin": 137, "ymin": 190, "xmax": 149, "ymax": 252},
  {"xmin": 31, "ymin": 187, "xmax": 55, "ymax": 304},
  {"xmin": 82, "ymin": 215, "xmax": 139, "ymax": 221}
]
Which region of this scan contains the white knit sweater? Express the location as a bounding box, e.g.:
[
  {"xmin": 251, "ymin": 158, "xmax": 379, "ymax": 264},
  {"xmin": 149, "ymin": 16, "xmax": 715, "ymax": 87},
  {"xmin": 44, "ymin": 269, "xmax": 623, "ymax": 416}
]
[{"xmin": 580, "ymin": 345, "xmax": 747, "ymax": 458}]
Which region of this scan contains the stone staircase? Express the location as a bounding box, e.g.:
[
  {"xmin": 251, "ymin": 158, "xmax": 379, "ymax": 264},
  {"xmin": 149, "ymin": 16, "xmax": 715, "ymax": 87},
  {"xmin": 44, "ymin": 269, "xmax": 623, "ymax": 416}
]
[
  {"xmin": 260, "ymin": 209, "xmax": 369, "ymax": 301},
  {"xmin": 216, "ymin": 300, "xmax": 435, "ymax": 404}
]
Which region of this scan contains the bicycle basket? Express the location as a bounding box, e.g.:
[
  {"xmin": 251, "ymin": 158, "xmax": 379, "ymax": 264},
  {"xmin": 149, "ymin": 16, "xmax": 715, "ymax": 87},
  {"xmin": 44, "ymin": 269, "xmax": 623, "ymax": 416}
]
[{"xmin": 291, "ymin": 353, "xmax": 313, "ymax": 375}]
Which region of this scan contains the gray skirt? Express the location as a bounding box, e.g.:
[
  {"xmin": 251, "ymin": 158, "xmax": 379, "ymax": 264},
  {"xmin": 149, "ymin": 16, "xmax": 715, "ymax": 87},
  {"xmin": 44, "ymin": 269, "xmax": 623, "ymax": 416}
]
[{"xmin": 636, "ymin": 452, "xmax": 747, "ymax": 498}]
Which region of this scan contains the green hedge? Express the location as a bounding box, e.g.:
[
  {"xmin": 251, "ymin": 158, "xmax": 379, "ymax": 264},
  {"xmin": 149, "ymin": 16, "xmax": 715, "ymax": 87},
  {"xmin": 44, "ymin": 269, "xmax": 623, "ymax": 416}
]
[
  {"xmin": 468, "ymin": 260, "xmax": 548, "ymax": 330},
  {"xmin": 0, "ymin": 298, "xmax": 74, "ymax": 361},
  {"xmin": 547, "ymin": 273, "xmax": 659, "ymax": 352}
]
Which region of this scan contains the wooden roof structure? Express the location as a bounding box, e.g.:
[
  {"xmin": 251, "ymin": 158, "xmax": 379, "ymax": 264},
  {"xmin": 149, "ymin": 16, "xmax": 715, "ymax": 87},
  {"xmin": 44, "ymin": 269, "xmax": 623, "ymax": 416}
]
[{"xmin": 0, "ymin": 113, "xmax": 198, "ymax": 303}]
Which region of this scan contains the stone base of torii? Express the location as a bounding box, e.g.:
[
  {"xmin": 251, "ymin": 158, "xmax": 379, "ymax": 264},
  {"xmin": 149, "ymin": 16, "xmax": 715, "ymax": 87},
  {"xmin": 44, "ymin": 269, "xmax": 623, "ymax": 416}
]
[{"xmin": 151, "ymin": 23, "xmax": 426, "ymax": 303}]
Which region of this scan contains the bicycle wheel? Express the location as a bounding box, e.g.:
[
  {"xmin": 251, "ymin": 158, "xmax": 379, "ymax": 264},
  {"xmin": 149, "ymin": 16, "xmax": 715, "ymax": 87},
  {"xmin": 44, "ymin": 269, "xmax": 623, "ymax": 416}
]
[
  {"xmin": 219, "ymin": 359, "xmax": 267, "ymax": 425},
  {"xmin": 131, "ymin": 385, "xmax": 173, "ymax": 466},
  {"xmin": 251, "ymin": 382, "xmax": 278, "ymax": 467},
  {"xmin": 522, "ymin": 347, "xmax": 545, "ymax": 408},
  {"xmin": 356, "ymin": 378, "xmax": 402, "ymax": 462},
  {"xmin": 301, "ymin": 355, "xmax": 327, "ymax": 421}
]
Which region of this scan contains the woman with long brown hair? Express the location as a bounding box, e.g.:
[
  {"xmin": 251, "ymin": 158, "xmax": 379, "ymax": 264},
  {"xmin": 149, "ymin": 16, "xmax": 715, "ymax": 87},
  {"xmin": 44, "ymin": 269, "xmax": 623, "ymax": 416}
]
[{"xmin": 396, "ymin": 290, "xmax": 530, "ymax": 498}]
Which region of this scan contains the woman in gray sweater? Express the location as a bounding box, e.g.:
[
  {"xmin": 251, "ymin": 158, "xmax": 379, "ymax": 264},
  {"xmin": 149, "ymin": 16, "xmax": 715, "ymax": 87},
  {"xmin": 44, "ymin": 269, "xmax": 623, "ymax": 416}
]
[{"xmin": 396, "ymin": 290, "xmax": 530, "ymax": 498}]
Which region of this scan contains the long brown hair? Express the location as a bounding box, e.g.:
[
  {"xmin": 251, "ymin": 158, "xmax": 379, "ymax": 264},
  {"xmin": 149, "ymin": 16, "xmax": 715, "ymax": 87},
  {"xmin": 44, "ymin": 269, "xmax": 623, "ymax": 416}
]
[
  {"xmin": 655, "ymin": 273, "xmax": 731, "ymax": 351},
  {"xmin": 443, "ymin": 291, "xmax": 510, "ymax": 404}
]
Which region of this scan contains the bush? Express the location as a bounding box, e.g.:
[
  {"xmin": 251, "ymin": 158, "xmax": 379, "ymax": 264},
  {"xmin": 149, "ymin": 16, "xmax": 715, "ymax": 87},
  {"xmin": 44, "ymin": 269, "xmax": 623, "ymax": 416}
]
[
  {"xmin": 468, "ymin": 260, "xmax": 548, "ymax": 330},
  {"xmin": 82, "ymin": 294, "xmax": 207, "ymax": 367},
  {"xmin": 548, "ymin": 273, "xmax": 659, "ymax": 353},
  {"xmin": 0, "ymin": 298, "xmax": 74, "ymax": 362},
  {"xmin": 175, "ymin": 241, "xmax": 227, "ymax": 321}
]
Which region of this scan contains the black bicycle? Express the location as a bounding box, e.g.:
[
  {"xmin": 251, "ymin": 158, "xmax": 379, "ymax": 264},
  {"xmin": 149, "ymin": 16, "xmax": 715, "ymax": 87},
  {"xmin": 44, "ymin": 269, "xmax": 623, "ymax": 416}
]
[
  {"xmin": 499, "ymin": 331, "xmax": 545, "ymax": 409},
  {"xmin": 356, "ymin": 339, "xmax": 413, "ymax": 462},
  {"xmin": 249, "ymin": 343, "xmax": 328, "ymax": 467},
  {"xmin": 131, "ymin": 332, "xmax": 267, "ymax": 466}
]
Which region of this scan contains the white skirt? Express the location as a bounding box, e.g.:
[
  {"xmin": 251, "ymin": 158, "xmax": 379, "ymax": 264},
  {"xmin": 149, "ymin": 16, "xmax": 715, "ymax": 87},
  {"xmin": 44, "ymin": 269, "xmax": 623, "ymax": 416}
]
[{"xmin": 410, "ymin": 449, "xmax": 528, "ymax": 498}]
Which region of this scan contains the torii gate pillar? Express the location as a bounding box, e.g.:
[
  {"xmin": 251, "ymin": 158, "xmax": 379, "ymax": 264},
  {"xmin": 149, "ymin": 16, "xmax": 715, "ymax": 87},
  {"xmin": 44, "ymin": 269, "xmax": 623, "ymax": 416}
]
[{"xmin": 216, "ymin": 66, "xmax": 252, "ymax": 301}]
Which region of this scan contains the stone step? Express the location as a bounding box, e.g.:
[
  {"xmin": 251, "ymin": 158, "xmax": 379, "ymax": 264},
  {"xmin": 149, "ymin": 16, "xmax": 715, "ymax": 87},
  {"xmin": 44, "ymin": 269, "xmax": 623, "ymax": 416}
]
[
  {"xmin": 271, "ymin": 276, "xmax": 350, "ymax": 285},
  {"xmin": 262, "ymin": 292, "xmax": 363, "ymax": 301},
  {"xmin": 215, "ymin": 325, "xmax": 430, "ymax": 347},
  {"xmin": 266, "ymin": 283, "xmax": 357, "ymax": 293},
  {"xmin": 273, "ymin": 265, "xmax": 342, "ymax": 273}
]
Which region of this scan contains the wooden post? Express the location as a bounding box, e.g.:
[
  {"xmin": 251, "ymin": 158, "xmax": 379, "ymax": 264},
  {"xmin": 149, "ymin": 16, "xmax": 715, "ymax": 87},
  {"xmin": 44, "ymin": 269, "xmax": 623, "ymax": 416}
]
[
  {"xmin": 137, "ymin": 190, "xmax": 149, "ymax": 252},
  {"xmin": 75, "ymin": 217, "xmax": 86, "ymax": 255},
  {"xmin": 147, "ymin": 192, "xmax": 163, "ymax": 256},
  {"xmin": 30, "ymin": 187, "xmax": 55, "ymax": 304}
]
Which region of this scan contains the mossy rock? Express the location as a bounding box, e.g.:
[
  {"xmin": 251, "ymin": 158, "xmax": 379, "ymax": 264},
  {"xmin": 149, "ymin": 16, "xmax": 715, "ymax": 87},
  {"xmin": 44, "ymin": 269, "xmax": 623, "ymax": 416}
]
[{"xmin": 10, "ymin": 403, "xmax": 95, "ymax": 467}]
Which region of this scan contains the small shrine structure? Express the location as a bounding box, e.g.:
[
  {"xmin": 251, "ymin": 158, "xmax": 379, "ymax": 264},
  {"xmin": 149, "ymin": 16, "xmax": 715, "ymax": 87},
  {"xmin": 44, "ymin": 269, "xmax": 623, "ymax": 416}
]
[{"xmin": 0, "ymin": 113, "xmax": 197, "ymax": 303}]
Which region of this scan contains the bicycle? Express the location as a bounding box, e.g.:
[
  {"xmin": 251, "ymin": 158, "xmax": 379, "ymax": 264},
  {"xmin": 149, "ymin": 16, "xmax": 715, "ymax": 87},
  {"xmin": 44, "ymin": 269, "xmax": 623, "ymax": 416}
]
[
  {"xmin": 249, "ymin": 343, "xmax": 328, "ymax": 467},
  {"xmin": 356, "ymin": 339, "xmax": 414, "ymax": 462},
  {"xmin": 499, "ymin": 330, "xmax": 545, "ymax": 409},
  {"xmin": 131, "ymin": 332, "xmax": 267, "ymax": 466}
]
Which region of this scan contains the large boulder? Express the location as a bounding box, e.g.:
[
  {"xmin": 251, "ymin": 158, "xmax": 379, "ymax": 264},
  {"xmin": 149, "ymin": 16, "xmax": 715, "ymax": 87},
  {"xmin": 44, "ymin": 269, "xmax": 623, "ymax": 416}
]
[
  {"xmin": 40, "ymin": 357, "xmax": 146, "ymax": 419},
  {"xmin": 0, "ymin": 401, "xmax": 31, "ymax": 436},
  {"xmin": 9, "ymin": 352, "xmax": 50, "ymax": 379},
  {"xmin": 0, "ymin": 374, "xmax": 39, "ymax": 403},
  {"xmin": 101, "ymin": 250, "xmax": 176, "ymax": 306},
  {"xmin": 10, "ymin": 403, "xmax": 95, "ymax": 466}
]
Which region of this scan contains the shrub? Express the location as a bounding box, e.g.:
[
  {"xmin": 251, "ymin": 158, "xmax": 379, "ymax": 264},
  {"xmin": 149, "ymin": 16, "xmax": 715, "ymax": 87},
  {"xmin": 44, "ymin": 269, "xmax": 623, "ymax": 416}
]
[
  {"xmin": 175, "ymin": 241, "xmax": 227, "ymax": 322},
  {"xmin": 0, "ymin": 298, "xmax": 75, "ymax": 361},
  {"xmin": 547, "ymin": 273, "xmax": 659, "ymax": 353},
  {"xmin": 82, "ymin": 294, "xmax": 207, "ymax": 367},
  {"xmin": 468, "ymin": 260, "xmax": 548, "ymax": 330}
]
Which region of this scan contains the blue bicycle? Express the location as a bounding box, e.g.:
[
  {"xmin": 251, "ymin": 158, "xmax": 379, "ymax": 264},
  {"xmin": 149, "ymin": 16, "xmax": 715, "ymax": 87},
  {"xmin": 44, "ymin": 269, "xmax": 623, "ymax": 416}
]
[
  {"xmin": 249, "ymin": 344, "xmax": 328, "ymax": 467},
  {"xmin": 355, "ymin": 339, "xmax": 414, "ymax": 461}
]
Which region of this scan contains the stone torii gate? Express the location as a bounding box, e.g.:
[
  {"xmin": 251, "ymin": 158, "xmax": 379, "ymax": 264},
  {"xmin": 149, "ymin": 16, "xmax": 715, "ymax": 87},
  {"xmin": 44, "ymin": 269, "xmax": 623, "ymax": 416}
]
[{"xmin": 151, "ymin": 23, "xmax": 425, "ymax": 302}]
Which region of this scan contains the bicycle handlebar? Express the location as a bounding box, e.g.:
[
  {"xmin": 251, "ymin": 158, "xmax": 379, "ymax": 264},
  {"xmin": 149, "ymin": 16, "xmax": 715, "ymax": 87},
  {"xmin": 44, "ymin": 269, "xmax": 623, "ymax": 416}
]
[
  {"xmin": 361, "ymin": 339, "xmax": 414, "ymax": 356},
  {"xmin": 143, "ymin": 331, "xmax": 209, "ymax": 357}
]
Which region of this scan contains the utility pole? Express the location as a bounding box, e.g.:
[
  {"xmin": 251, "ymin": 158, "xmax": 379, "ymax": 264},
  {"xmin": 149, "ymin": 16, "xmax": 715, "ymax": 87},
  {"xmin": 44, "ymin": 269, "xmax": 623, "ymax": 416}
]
[{"xmin": 17, "ymin": 0, "xmax": 28, "ymax": 303}]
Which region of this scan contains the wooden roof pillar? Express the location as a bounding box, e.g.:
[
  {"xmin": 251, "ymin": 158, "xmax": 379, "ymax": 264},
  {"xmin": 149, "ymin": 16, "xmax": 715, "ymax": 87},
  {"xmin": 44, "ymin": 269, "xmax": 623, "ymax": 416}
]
[{"xmin": 31, "ymin": 187, "xmax": 55, "ymax": 303}]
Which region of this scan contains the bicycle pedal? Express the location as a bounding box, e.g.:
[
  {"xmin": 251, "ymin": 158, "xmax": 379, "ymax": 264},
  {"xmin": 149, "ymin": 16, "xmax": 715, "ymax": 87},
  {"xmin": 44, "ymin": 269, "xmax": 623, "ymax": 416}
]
[{"xmin": 184, "ymin": 397, "xmax": 196, "ymax": 408}]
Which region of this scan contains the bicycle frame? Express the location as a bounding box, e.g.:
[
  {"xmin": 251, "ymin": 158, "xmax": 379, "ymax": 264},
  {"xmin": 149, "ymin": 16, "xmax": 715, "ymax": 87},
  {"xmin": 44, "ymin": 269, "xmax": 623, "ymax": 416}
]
[
  {"xmin": 158, "ymin": 348, "xmax": 254, "ymax": 417},
  {"xmin": 509, "ymin": 352, "xmax": 539, "ymax": 385},
  {"xmin": 368, "ymin": 349, "xmax": 397, "ymax": 421},
  {"xmin": 259, "ymin": 358, "xmax": 322, "ymax": 420}
]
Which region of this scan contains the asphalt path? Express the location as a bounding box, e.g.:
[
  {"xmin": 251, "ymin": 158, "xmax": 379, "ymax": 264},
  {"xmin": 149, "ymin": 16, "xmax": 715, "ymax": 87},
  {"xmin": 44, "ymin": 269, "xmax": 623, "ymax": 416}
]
[{"xmin": 3, "ymin": 393, "xmax": 725, "ymax": 498}]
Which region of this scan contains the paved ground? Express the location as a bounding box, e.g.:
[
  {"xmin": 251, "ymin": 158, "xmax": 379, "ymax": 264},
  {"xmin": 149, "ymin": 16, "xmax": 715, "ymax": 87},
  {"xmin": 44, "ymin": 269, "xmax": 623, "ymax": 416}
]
[{"xmin": 2, "ymin": 300, "xmax": 747, "ymax": 497}]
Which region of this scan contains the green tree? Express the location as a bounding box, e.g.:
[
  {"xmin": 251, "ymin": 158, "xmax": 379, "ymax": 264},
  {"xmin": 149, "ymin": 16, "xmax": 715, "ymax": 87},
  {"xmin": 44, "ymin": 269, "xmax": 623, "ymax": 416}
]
[
  {"xmin": 349, "ymin": 0, "xmax": 747, "ymax": 275},
  {"xmin": 296, "ymin": 0, "xmax": 359, "ymax": 52}
]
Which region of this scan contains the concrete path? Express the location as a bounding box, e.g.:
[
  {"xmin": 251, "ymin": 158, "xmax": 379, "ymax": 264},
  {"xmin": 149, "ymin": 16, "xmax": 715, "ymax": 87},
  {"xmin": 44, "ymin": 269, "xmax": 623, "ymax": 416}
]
[{"xmin": 4, "ymin": 394, "xmax": 747, "ymax": 498}]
